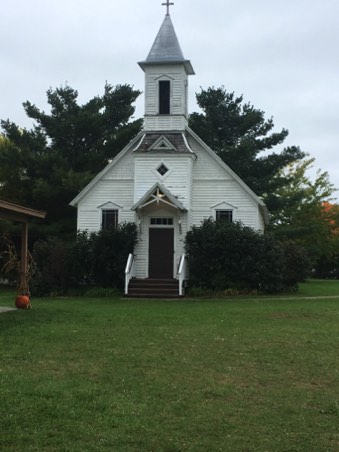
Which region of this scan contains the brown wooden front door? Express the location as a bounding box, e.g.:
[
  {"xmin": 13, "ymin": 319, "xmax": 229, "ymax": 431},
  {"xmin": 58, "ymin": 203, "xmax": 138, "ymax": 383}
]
[{"xmin": 149, "ymin": 228, "xmax": 174, "ymax": 278}]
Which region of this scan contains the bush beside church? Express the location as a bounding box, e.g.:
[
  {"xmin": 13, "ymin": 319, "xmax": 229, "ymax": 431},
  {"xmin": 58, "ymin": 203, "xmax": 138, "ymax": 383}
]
[
  {"xmin": 30, "ymin": 219, "xmax": 308, "ymax": 296},
  {"xmin": 31, "ymin": 223, "xmax": 138, "ymax": 296},
  {"xmin": 185, "ymin": 219, "xmax": 309, "ymax": 294}
]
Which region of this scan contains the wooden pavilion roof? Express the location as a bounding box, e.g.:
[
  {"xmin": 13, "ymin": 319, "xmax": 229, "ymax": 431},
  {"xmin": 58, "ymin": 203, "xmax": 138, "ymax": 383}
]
[{"xmin": 0, "ymin": 199, "xmax": 46, "ymax": 223}]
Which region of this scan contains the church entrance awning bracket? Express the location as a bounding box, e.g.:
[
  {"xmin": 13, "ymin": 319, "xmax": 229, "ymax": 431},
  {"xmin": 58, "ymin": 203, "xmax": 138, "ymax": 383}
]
[{"xmin": 131, "ymin": 183, "xmax": 187, "ymax": 212}]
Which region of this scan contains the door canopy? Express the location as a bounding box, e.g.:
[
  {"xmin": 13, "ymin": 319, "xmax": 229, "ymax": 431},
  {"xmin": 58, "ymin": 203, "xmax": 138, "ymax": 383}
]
[{"xmin": 132, "ymin": 183, "xmax": 186, "ymax": 212}]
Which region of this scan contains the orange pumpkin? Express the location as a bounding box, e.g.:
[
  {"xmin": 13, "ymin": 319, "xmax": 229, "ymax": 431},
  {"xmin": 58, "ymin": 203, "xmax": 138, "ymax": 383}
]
[{"xmin": 15, "ymin": 295, "xmax": 31, "ymax": 309}]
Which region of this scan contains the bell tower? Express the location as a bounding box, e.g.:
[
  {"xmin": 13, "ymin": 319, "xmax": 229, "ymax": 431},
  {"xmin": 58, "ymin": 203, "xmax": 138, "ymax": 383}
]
[{"xmin": 138, "ymin": 4, "xmax": 195, "ymax": 132}]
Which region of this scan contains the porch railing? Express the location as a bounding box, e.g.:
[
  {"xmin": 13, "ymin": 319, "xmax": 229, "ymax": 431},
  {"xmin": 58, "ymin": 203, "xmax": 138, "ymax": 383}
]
[
  {"xmin": 177, "ymin": 254, "xmax": 188, "ymax": 296},
  {"xmin": 125, "ymin": 253, "xmax": 136, "ymax": 295}
]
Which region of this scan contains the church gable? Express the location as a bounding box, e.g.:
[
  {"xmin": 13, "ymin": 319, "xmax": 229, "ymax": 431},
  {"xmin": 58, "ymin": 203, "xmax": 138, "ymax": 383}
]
[{"xmin": 188, "ymin": 127, "xmax": 266, "ymax": 209}]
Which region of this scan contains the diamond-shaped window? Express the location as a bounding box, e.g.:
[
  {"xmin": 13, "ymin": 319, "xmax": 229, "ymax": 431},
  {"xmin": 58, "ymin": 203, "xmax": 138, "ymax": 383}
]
[{"xmin": 157, "ymin": 163, "xmax": 169, "ymax": 176}]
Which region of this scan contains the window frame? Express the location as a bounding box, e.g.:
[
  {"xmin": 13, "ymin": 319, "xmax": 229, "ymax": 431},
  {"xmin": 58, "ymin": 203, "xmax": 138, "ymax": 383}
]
[
  {"xmin": 150, "ymin": 217, "xmax": 174, "ymax": 226},
  {"xmin": 159, "ymin": 80, "xmax": 171, "ymax": 115},
  {"xmin": 101, "ymin": 209, "xmax": 119, "ymax": 231},
  {"xmin": 215, "ymin": 209, "xmax": 233, "ymax": 223},
  {"xmin": 156, "ymin": 163, "xmax": 169, "ymax": 176}
]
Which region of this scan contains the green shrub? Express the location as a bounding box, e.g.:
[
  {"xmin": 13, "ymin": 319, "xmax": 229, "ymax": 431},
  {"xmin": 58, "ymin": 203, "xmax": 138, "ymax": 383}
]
[
  {"xmin": 31, "ymin": 237, "xmax": 72, "ymax": 296},
  {"xmin": 311, "ymin": 251, "xmax": 339, "ymax": 279},
  {"xmin": 90, "ymin": 222, "xmax": 138, "ymax": 288},
  {"xmin": 280, "ymin": 240, "xmax": 310, "ymax": 287},
  {"xmin": 185, "ymin": 219, "xmax": 309, "ymax": 293},
  {"xmin": 67, "ymin": 230, "xmax": 95, "ymax": 287},
  {"xmin": 31, "ymin": 223, "xmax": 138, "ymax": 296}
]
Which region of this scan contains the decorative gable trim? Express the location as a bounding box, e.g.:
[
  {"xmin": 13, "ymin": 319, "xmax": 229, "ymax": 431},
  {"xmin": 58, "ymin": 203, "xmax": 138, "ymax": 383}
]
[
  {"xmin": 132, "ymin": 182, "xmax": 187, "ymax": 212},
  {"xmin": 133, "ymin": 132, "xmax": 196, "ymax": 155},
  {"xmin": 132, "ymin": 133, "xmax": 146, "ymax": 152},
  {"xmin": 155, "ymin": 74, "xmax": 175, "ymax": 81},
  {"xmin": 182, "ymin": 133, "xmax": 194, "ymax": 154},
  {"xmin": 210, "ymin": 201, "xmax": 238, "ymax": 222},
  {"xmin": 211, "ymin": 201, "xmax": 238, "ymax": 210},
  {"xmin": 97, "ymin": 201, "xmax": 123, "ymax": 210},
  {"xmin": 149, "ymin": 135, "xmax": 176, "ymax": 151}
]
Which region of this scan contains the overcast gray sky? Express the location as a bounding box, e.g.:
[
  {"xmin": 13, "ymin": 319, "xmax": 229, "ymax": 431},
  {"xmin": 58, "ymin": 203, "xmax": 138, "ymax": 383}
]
[{"xmin": 1, "ymin": 0, "xmax": 338, "ymax": 198}]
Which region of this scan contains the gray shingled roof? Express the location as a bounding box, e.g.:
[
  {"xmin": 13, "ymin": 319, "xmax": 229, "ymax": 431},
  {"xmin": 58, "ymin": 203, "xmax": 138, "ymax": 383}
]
[{"xmin": 138, "ymin": 15, "xmax": 194, "ymax": 75}]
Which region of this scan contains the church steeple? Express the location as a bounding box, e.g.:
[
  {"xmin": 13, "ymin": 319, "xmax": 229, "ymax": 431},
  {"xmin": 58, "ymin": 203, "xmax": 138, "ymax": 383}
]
[
  {"xmin": 138, "ymin": 8, "xmax": 194, "ymax": 132},
  {"xmin": 138, "ymin": 14, "xmax": 194, "ymax": 76}
]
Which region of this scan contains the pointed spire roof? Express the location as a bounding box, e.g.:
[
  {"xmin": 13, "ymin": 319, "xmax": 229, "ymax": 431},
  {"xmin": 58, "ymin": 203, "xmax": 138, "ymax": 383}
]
[{"xmin": 138, "ymin": 14, "xmax": 194, "ymax": 75}]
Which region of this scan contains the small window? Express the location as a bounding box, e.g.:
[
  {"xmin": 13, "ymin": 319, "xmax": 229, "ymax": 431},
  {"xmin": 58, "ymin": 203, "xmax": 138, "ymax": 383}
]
[
  {"xmin": 216, "ymin": 210, "xmax": 233, "ymax": 223},
  {"xmin": 157, "ymin": 163, "xmax": 169, "ymax": 176},
  {"xmin": 159, "ymin": 80, "xmax": 170, "ymax": 114},
  {"xmin": 150, "ymin": 217, "xmax": 173, "ymax": 225},
  {"xmin": 102, "ymin": 209, "xmax": 118, "ymax": 230}
]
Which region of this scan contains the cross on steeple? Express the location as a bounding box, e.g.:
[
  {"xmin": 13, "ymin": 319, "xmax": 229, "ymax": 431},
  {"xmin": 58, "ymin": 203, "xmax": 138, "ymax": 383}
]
[{"xmin": 162, "ymin": 0, "xmax": 174, "ymax": 15}]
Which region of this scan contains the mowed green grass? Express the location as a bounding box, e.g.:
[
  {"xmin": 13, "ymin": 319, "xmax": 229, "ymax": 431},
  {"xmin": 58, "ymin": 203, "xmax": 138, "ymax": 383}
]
[{"xmin": 0, "ymin": 284, "xmax": 338, "ymax": 451}]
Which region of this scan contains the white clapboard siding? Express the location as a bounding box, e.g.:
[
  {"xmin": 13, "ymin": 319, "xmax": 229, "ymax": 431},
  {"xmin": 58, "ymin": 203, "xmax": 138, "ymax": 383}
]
[
  {"xmin": 144, "ymin": 115, "xmax": 187, "ymax": 131},
  {"xmin": 144, "ymin": 64, "xmax": 188, "ymax": 131},
  {"xmin": 258, "ymin": 207, "xmax": 266, "ymax": 231},
  {"xmin": 102, "ymin": 151, "xmax": 135, "ymax": 180},
  {"xmin": 191, "ymin": 180, "xmax": 256, "ymax": 208},
  {"xmin": 144, "ymin": 65, "xmax": 187, "ymax": 115},
  {"xmin": 78, "ymin": 180, "xmax": 133, "ymax": 209},
  {"xmin": 188, "ymin": 139, "xmax": 232, "ymax": 180},
  {"xmin": 191, "ymin": 179, "xmax": 260, "ymax": 228},
  {"xmin": 134, "ymin": 155, "xmax": 194, "ymax": 208},
  {"xmin": 186, "ymin": 131, "xmax": 266, "ymax": 231},
  {"xmin": 77, "ymin": 179, "xmax": 134, "ymax": 231},
  {"xmin": 134, "ymin": 236, "xmax": 147, "ymax": 278},
  {"xmin": 78, "ymin": 210, "xmax": 100, "ymax": 233}
]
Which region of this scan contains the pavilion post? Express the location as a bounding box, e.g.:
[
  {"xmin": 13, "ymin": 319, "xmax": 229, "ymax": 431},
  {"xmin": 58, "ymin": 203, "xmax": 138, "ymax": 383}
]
[{"xmin": 20, "ymin": 222, "xmax": 29, "ymax": 294}]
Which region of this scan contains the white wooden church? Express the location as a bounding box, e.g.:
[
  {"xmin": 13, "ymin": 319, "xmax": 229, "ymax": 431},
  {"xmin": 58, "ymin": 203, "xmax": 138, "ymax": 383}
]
[{"xmin": 70, "ymin": 4, "xmax": 268, "ymax": 297}]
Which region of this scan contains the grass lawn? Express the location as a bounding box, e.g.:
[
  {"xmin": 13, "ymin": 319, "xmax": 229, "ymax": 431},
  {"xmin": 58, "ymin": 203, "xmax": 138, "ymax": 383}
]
[{"xmin": 0, "ymin": 283, "xmax": 338, "ymax": 451}]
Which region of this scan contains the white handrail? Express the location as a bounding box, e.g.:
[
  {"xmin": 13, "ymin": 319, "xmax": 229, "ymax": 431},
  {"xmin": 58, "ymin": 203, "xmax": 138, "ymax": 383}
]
[
  {"xmin": 177, "ymin": 254, "xmax": 188, "ymax": 296},
  {"xmin": 124, "ymin": 253, "xmax": 136, "ymax": 295}
]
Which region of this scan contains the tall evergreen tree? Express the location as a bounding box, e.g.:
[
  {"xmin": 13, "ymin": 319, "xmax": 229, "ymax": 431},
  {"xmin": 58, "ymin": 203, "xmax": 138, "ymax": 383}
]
[
  {"xmin": 189, "ymin": 86, "xmax": 306, "ymax": 211},
  {"xmin": 0, "ymin": 84, "xmax": 142, "ymax": 234}
]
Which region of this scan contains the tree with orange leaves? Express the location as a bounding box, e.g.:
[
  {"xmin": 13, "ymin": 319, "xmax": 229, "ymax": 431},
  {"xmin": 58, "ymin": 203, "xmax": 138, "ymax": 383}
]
[{"xmin": 269, "ymin": 157, "xmax": 339, "ymax": 270}]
